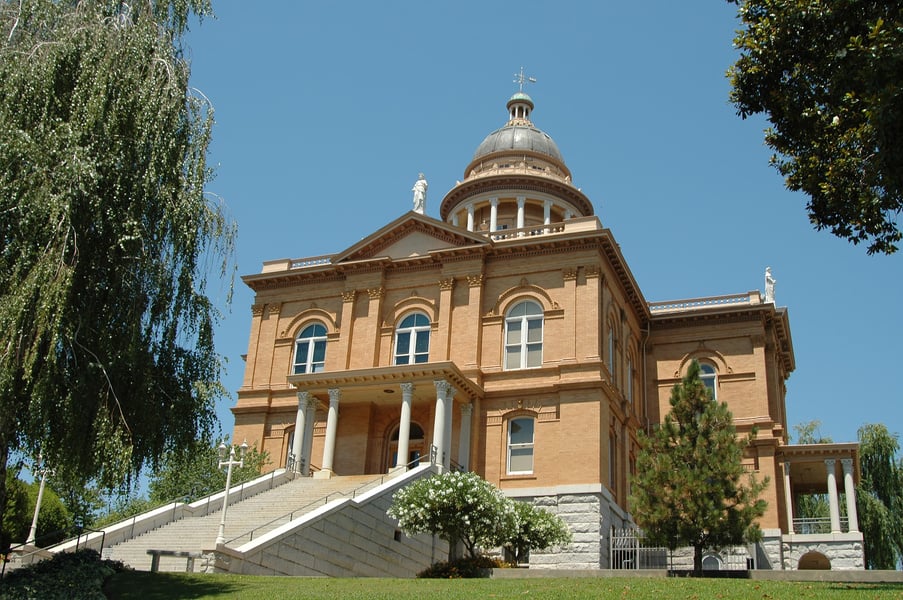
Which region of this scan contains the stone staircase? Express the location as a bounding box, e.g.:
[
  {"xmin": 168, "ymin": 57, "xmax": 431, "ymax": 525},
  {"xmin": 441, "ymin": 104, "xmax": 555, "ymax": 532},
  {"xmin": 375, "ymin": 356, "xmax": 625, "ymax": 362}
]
[{"xmin": 104, "ymin": 474, "xmax": 382, "ymax": 572}]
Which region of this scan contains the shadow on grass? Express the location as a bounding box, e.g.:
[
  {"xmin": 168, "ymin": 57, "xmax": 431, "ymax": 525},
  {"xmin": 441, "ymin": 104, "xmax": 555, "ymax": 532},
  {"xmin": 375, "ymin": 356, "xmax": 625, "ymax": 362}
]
[{"xmin": 103, "ymin": 571, "xmax": 246, "ymax": 600}]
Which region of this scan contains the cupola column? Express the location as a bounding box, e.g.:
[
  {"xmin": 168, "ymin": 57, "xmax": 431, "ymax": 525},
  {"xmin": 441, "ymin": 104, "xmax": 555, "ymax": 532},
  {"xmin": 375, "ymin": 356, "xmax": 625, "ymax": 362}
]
[
  {"xmin": 489, "ymin": 197, "xmax": 499, "ymax": 232},
  {"xmin": 543, "ymin": 199, "xmax": 552, "ymax": 233},
  {"xmin": 466, "ymin": 203, "xmax": 475, "ymax": 232},
  {"xmin": 516, "ymin": 196, "xmax": 526, "ymax": 235}
]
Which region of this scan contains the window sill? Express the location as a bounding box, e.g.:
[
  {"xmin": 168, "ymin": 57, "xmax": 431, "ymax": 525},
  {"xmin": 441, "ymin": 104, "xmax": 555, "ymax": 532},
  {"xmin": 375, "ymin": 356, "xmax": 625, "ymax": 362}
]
[{"xmin": 501, "ymin": 474, "xmax": 537, "ymax": 482}]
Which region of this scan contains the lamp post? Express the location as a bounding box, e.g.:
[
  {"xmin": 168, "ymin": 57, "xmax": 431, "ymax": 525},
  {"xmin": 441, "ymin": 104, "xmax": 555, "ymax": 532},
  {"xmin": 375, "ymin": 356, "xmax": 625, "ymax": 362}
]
[
  {"xmin": 215, "ymin": 439, "xmax": 248, "ymax": 546},
  {"xmin": 26, "ymin": 454, "xmax": 51, "ymax": 546}
]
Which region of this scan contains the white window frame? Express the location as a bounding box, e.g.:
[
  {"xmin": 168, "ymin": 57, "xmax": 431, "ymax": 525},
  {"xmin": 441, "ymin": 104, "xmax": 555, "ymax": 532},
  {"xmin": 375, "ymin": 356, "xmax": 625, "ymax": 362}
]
[
  {"xmin": 394, "ymin": 312, "xmax": 431, "ymax": 365},
  {"xmin": 504, "ymin": 300, "xmax": 543, "ymax": 370},
  {"xmin": 507, "ymin": 417, "xmax": 535, "ymax": 475},
  {"xmin": 699, "ymin": 363, "xmax": 717, "ymax": 400},
  {"xmin": 293, "ymin": 323, "xmax": 327, "ymax": 374}
]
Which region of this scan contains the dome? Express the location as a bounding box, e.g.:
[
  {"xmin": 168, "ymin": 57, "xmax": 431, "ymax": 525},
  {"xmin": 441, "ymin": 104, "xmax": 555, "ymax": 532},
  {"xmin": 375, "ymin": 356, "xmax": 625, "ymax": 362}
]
[
  {"xmin": 472, "ymin": 123, "xmax": 563, "ymax": 162},
  {"xmin": 471, "ymin": 92, "xmax": 563, "ymax": 163}
]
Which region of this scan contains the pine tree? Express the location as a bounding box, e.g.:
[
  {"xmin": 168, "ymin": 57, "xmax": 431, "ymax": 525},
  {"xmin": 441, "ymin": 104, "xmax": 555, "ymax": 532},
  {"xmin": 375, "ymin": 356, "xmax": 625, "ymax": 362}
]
[{"xmin": 631, "ymin": 360, "xmax": 768, "ymax": 574}]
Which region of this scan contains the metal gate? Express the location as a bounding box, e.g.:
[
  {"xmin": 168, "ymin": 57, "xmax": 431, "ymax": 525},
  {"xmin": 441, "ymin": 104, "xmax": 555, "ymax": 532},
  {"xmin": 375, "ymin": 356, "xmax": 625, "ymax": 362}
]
[{"xmin": 609, "ymin": 527, "xmax": 668, "ymax": 569}]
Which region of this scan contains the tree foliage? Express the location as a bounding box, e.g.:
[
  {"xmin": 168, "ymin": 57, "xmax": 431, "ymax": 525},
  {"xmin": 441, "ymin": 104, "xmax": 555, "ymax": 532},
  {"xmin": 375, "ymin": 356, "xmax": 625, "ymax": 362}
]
[
  {"xmin": 389, "ymin": 471, "xmax": 518, "ymax": 559},
  {"xmin": 728, "ymin": 0, "xmax": 903, "ymax": 254},
  {"xmin": 0, "ymin": 0, "xmax": 233, "ymax": 547},
  {"xmin": 631, "ymin": 360, "xmax": 768, "ymax": 575},
  {"xmin": 856, "ymin": 423, "xmax": 903, "ymax": 569},
  {"xmin": 791, "ymin": 421, "xmax": 832, "ymax": 522}
]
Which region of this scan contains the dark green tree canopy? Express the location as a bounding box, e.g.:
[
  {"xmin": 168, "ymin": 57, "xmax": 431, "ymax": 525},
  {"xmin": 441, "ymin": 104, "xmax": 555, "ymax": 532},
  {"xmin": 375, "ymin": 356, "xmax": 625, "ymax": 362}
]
[
  {"xmin": 728, "ymin": 0, "xmax": 903, "ymax": 254},
  {"xmin": 631, "ymin": 360, "xmax": 768, "ymax": 575},
  {"xmin": 0, "ymin": 0, "xmax": 232, "ymax": 546}
]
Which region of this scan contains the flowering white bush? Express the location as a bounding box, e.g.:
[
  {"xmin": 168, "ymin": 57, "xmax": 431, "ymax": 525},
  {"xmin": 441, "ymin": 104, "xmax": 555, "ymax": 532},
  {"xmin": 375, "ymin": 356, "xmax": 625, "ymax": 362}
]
[
  {"xmin": 506, "ymin": 500, "xmax": 573, "ymax": 563},
  {"xmin": 388, "ymin": 471, "xmax": 517, "ymax": 558}
]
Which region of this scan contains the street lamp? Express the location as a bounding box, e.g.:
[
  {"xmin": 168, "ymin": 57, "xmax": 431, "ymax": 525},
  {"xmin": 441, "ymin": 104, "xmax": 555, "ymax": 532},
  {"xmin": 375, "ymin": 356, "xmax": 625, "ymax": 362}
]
[
  {"xmin": 26, "ymin": 453, "xmax": 52, "ymax": 546},
  {"xmin": 215, "ymin": 439, "xmax": 248, "ymax": 546}
]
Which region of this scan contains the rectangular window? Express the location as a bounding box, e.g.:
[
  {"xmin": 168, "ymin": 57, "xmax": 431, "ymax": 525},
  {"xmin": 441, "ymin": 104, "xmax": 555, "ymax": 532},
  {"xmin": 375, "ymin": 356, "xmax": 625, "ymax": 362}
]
[{"xmin": 507, "ymin": 418, "xmax": 535, "ymax": 474}]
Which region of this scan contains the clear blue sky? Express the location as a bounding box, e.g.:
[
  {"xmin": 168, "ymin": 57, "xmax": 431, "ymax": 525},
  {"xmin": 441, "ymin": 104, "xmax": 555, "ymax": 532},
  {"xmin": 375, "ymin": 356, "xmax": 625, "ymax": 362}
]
[{"xmin": 185, "ymin": 2, "xmax": 901, "ymax": 448}]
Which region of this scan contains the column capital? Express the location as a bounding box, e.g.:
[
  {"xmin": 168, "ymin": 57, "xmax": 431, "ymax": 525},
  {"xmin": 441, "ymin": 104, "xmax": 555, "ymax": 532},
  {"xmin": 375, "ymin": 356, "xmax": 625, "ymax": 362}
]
[
  {"xmin": 824, "ymin": 458, "xmax": 836, "ymax": 469},
  {"xmin": 461, "ymin": 403, "xmax": 473, "ymax": 417},
  {"xmin": 433, "ymin": 379, "xmax": 451, "ymax": 396},
  {"xmin": 328, "ymin": 388, "xmax": 341, "ymax": 404},
  {"xmin": 341, "ymin": 290, "xmax": 356, "ymax": 303},
  {"xmin": 400, "ymin": 382, "xmax": 415, "ymax": 396},
  {"xmin": 841, "ymin": 457, "xmax": 854, "ymax": 472},
  {"xmin": 516, "ymin": 196, "xmax": 526, "ymax": 207},
  {"xmin": 490, "ymin": 196, "xmax": 499, "ymax": 206},
  {"xmin": 438, "ymin": 277, "xmax": 455, "ymax": 291},
  {"xmin": 296, "ymin": 390, "xmax": 311, "ymax": 408}
]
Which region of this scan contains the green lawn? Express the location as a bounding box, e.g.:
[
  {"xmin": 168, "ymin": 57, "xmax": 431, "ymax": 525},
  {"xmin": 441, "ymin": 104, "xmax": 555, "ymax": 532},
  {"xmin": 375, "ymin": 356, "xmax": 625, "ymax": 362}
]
[{"xmin": 102, "ymin": 572, "xmax": 903, "ymax": 600}]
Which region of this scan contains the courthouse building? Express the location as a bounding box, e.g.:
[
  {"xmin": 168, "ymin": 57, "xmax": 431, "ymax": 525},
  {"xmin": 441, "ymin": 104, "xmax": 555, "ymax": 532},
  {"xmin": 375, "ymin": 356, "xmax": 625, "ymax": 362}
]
[{"xmin": 231, "ymin": 91, "xmax": 864, "ymax": 570}]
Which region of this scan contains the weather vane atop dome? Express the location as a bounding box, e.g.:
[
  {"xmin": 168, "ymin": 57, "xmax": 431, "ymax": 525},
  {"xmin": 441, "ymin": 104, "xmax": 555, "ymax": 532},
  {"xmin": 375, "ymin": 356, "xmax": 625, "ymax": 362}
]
[{"xmin": 513, "ymin": 67, "xmax": 536, "ymax": 92}]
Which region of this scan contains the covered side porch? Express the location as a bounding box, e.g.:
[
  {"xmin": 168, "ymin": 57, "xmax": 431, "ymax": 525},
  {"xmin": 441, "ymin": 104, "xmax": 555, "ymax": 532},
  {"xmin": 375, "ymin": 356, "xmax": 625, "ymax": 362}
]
[
  {"xmin": 773, "ymin": 443, "xmax": 864, "ymax": 570},
  {"xmin": 286, "ymin": 361, "xmax": 482, "ymax": 478}
]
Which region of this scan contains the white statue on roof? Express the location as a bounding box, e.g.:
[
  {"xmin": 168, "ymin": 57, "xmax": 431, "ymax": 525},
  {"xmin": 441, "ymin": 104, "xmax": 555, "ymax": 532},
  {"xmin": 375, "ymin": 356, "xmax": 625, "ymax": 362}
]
[
  {"xmin": 412, "ymin": 173, "xmax": 427, "ymax": 214},
  {"xmin": 764, "ymin": 267, "xmax": 776, "ymax": 304}
]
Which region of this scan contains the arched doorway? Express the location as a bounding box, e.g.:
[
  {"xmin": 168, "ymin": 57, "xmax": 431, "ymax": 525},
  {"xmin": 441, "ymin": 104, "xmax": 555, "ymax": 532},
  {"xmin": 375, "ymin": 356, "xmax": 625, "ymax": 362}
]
[
  {"xmin": 702, "ymin": 554, "xmax": 722, "ymax": 571},
  {"xmin": 386, "ymin": 422, "xmax": 425, "ymax": 471},
  {"xmin": 798, "ymin": 551, "xmax": 831, "ymax": 570}
]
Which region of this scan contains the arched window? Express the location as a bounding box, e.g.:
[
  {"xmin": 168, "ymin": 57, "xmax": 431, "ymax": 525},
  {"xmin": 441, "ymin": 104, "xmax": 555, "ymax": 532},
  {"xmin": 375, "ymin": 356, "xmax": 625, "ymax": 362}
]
[
  {"xmin": 699, "ymin": 363, "xmax": 717, "ymax": 400},
  {"xmin": 507, "ymin": 417, "xmax": 535, "ymax": 474},
  {"xmin": 293, "ymin": 323, "xmax": 327, "ymax": 374},
  {"xmin": 505, "ymin": 300, "xmax": 543, "ymax": 370},
  {"xmin": 394, "ymin": 313, "xmax": 430, "ymax": 365}
]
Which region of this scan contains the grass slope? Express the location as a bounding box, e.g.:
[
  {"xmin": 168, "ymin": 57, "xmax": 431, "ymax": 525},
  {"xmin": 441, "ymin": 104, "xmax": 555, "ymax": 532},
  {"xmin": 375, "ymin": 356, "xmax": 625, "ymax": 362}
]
[{"xmin": 102, "ymin": 571, "xmax": 903, "ymax": 600}]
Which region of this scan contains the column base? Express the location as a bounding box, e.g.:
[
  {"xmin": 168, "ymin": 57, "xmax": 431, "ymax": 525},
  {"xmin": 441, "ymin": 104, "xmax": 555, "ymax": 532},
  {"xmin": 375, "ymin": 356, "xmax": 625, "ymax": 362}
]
[{"xmin": 313, "ymin": 469, "xmax": 334, "ymax": 479}]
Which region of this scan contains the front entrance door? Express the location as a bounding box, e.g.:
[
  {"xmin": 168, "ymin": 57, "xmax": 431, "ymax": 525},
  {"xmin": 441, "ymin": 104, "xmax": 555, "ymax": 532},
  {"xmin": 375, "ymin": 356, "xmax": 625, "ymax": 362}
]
[{"xmin": 386, "ymin": 422, "xmax": 425, "ymax": 471}]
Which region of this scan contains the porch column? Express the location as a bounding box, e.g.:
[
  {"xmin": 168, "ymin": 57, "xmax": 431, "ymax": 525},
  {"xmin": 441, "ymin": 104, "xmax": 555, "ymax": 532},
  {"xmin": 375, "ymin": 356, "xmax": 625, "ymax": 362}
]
[
  {"xmin": 443, "ymin": 388, "xmax": 455, "ymax": 471},
  {"xmin": 825, "ymin": 459, "xmax": 841, "ymax": 533},
  {"xmin": 291, "ymin": 391, "xmax": 311, "ymax": 474},
  {"xmin": 782, "ymin": 461, "xmax": 794, "ymax": 533},
  {"xmin": 489, "ymin": 197, "xmax": 498, "ymax": 232},
  {"xmin": 432, "ymin": 380, "xmax": 450, "ymax": 471},
  {"xmin": 458, "ymin": 403, "xmax": 473, "ymax": 471},
  {"xmin": 302, "ymin": 396, "xmax": 317, "ymax": 472},
  {"xmin": 319, "ymin": 388, "xmax": 341, "ymax": 477},
  {"xmin": 516, "ymin": 196, "xmax": 525, "ymax": 235},
  {"xmin": 466, "ymin": 203, "xmax": 475, "ymax": 231},
  {"xmin": 396, "ymin": 382, "xmax": 414, "ymax": 470},
  {"xmin": 841, "ymin": 458, "xmax": 860, "ymax": 533}
]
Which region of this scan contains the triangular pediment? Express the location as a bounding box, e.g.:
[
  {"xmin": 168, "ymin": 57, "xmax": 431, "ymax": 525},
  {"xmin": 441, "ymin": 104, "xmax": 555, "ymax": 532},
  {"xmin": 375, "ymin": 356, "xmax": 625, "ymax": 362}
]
[{"xmin": 332, "ymin": 212, "xmax": 490, "ymax": 264}]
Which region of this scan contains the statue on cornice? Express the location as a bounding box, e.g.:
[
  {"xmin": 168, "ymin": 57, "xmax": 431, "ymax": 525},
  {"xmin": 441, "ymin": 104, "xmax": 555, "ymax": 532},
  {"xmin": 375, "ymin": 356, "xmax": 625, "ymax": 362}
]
[
  {"xmin": 764, "ymin": 267, "xmax": 776, "ymax": 303},
  {"xmin": 412, "ymin": 173, "xmax": 427, "ymax": 214}
]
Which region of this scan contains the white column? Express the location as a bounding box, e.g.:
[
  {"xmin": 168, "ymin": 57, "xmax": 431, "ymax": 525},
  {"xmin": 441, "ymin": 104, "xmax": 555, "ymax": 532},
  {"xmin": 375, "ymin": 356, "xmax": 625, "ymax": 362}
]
[
  {"xmin": 466, "ymin": 203, "xmax": 475, "ymax": 231},
  {"xmin": 302, "ymin": 397, "xmax": 317, "ymax": 470},
  {"xmin": 451, "ymin": 213, "xmax": 459, "ymax": 227},
  {"xmin": 396, "ymin": 382, "xmax": 414, "ymax": 470},
  {"xmin": 291, "ymin": 391, "xmax": 310, "ymax": 473},
  {"xmin": 516, "ymin": 196, "xmax": 525, "ymax": 235},
  {"xmin": 841, "ymin": 458, "xmax": 859, "ymax": 533},
  {"xmin": 489, "ymin": 197, "xmax": 498, "ymax": 232},
  {"xmin": 543, "ymin": 199, "xmax": 552, "ymax": 233},
  {"xmin": 783, "ymin": 461, "xmax": 794, "ymax": 534},
  {"xmin": 825, "ymin": 459, "xmax": 841, "ymax": 533},
  {"xmin": 458, "ymin": 403, "xmax": 473, "ymax": 471},
  {"xmin": 432, "ymin": 380, "xmax": 450, "ymax": 471},
  {"xmin": 443, "ymin": 388, "xmax": 455, "ymax": 471},
  {"xmin": 319, "ymin": 388, "xmax": 341, "ymax": 477},
  {"xmin": 564, "ymin": 208, "xmax": 572, "ymax": 220}
]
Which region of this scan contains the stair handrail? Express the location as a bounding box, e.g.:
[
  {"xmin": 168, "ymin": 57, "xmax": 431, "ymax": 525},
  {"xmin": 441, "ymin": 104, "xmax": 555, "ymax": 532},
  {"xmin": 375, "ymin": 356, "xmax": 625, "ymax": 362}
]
[{"xmin": 225, "ymin": 454, "xmax": 423, "ymax": 545}]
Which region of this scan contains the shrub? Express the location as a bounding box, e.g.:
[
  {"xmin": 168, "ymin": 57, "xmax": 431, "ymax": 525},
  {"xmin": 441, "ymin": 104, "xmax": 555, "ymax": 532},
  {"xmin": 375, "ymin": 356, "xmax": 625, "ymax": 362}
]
[
  {"xmin": 416, "ymin": 555, "xmax": 509, "ymax": 578},
  {"xmin": 0, "ymin": 549, "xmax": 128, "ymax": 599}
]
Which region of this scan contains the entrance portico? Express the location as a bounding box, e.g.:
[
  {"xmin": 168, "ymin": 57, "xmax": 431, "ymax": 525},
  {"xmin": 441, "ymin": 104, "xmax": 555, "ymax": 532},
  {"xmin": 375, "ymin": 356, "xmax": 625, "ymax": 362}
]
[{"xmin": 286, "ymin": 361, "xmax": 482, "ymax": 478}]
